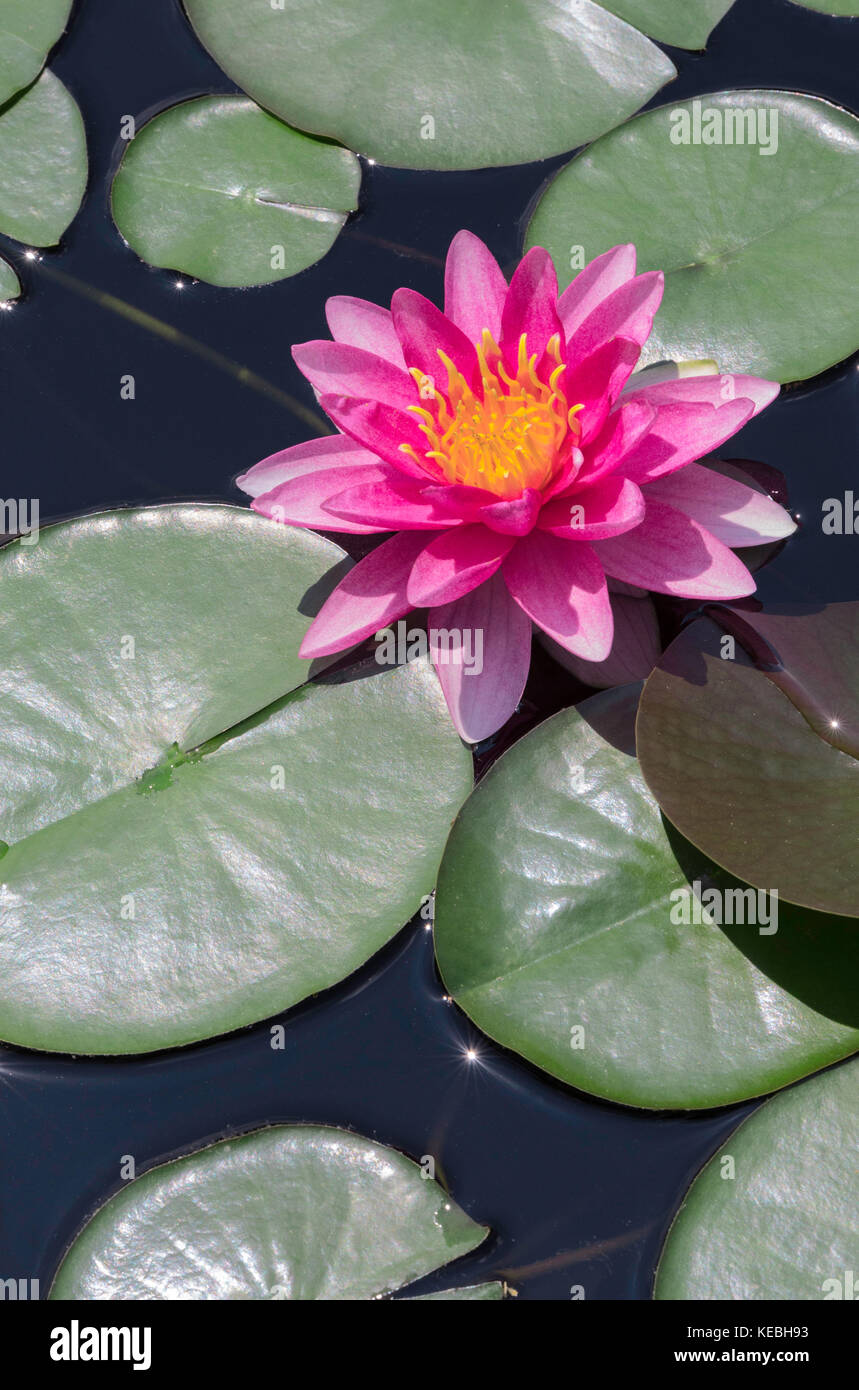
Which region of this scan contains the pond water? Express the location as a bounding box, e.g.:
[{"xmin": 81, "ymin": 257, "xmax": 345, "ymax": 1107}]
[{"xmin": 0, "ymin": 0, "xmax": 856, "ymax": 1299}]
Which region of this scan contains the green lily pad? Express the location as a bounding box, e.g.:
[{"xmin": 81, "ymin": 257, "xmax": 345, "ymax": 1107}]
[
  {"xmin": 655, "ymin": 1058, "xmax": 859, "ymax": 1299},
  {"xmin": 49, "ymin": 1125, "xmax": 489, "ymax": 1299},
  {"xmin": 789, "ymin": 0, "xmax": 859, "ymax": 12},
  {"xmin": 434, "ymin": 685, "xmax": 859, "ymax": 1109},
  {"xmin": 409, "ymin": 1282, "xmax": 505, "ymax": 1300},
  {"xmin": 0, "ymin": 251, "xmax": 20, "ymax": 301},
  {"xmin": 111, "ymin": 95, "xmax": 360, "ymax": 288},
  {"xmin": 637, "ymin": 608, "xmax": 859, "ymax": 917},
  {"xmin": 183, "ymin": 0, "xmax": 675, "ymax": 171},
  {"xmin": 0, "ymin": 505, "xmax": 472, "ymax": 1054},
  {"xmin": 597, "ymin": 0, "xmax": 734, "ymax": 48},
  {"xmin": 0, "ymin": 0, "xmax": 71, "ymax": 107},
  {"xmin": 527, "ymin": 91, "xmax": 859, "ymax": 382},
  {"xmin": 0, "ymin": 67, "xmax": 86, "ymax": 246}
]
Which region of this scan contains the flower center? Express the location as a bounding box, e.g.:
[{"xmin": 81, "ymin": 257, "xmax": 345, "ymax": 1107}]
[{"xmin": 403, "ymin": 331, "xmax": 582, "ymax": 501}]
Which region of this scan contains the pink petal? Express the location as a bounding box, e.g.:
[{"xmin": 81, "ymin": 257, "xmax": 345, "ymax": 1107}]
[
  {"xmin": 557, "ymin": 244, "xmax": 637, "ymax": 340},
  {"xmin": 472, "ymin": 488, "xmax": 543, "ymax": 536},
  {"xmin": 323, "ymin": 476, "xmax": 464, "ymax": 530},
  {"xmin": 236, "ymin": 435, "xmax": 377, "ymax": 499},
  {"xmin": 319, "ymin": 394, "xmax": 439, "ymax": 479},
  {"xmin": 503, "ymin": 531, "xmax": 613, "ymax": 660},
  {"xmin": 500, "ymin": 246, "xmax": 563, "ymax": 369},
  {"xmin": 616, "ymin": 399, "xmax": 756, "ymax": 485},
  {"xmin": 564, "ymin": 336, "xmax": 641, "ymax": 445},
  {"xmin": 292, "ymin": 340, "xmax": 417, "ymax": 412},
  {"xmin": 538, "ymin": 475, "xmax": 645, "ymax": 540},
  {"xmin": 253, "ymin": 463, "xmax": 396, "ymax": 535},
  {"xmin": 642, "ymin": 462, "xmax": 796, "ymax": 547},
  {"xmin": 326, "ymin": 296, "xmax": 406, "ymax": 366},
  {"xmin": 540, "ymin": 592, "xmax": 661, "ymax": 687},
  {"xmin": 299, "ymin": 532, "xmax": 429, "ymax": 658},
  {"xmin": 591, "ymin": 499, "xmax": 756, "ymax": 599},
  {"xmin": 406, "ymin": 525, "xmax": 516, "ymax": 606},
  {"xmin": 623, "ymin": 371, "xmax": 779, "ymax": 419},
  {"xmin": 566, "ymin": 272, "xmax": 664, "ymax": 375},
  {"xmin": 571, "ymin": 400, "xmax": 657, "ymax": 488},
  {"xmin": 390, "ymin": 287, "xmax": 479, "ymax": 389},
  {"xmin": 430, "ymin": 575, "xmax": 532, "ymax": 743},
  {"xmin": 444, "ymin": 230, "xmax": 508, "ymax": 344}
]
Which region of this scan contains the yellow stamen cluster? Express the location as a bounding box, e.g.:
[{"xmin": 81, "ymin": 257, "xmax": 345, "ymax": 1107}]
[{"xmin": 403, "ymin": 331, "xmax": 581, "ymax": 501}]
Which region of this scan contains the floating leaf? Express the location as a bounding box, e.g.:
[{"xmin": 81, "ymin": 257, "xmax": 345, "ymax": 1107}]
[
  {"xmin": 788, "ymin": 0, "xmax": 859, "ymax": 12},
  {"xmin": 183, "ymin": 0, "xmax": 676, "ymax": 171},
  {"xmin": 596, "ymin": 0, "xmax": 734, "ymax": 48},
  {"xmin": 637, "ymin": 607, "xmax": 859, "ymax": 916},
  {"xmin": 49, "ymin": 1125, "xmax": 489, "ymax": 1299},
  {"xmin": 0, "ymin": 67, "xmax": 86, "ymax": 246},
  {"xmin": 527, "ymin": 91, "xmax": 859, "ymax": 382},
  {"xmin": 0, "ymin": 0, "xmax": 71, "ymax": 106},
  {"xmin": 0, "ymin": 251, "xmax": 20, "ymax": 301},
  {"xmin": 111, "ymin": 95, "xmax": 360, "ymax": 288},
  {"xmin": 408, "ymin": 1282, "xmax": 505, "ymax": 1300},
  {"xmin": 0, "ymin": 506, "xmax": 472, "ymax": 1054},
  {"xmin": 434, "ymin": 685, "xmax": 859, "ymax": 1109},
  {"xmin": 655, "ymin": 1057, "xmax": 859, "ymax": 1299}
]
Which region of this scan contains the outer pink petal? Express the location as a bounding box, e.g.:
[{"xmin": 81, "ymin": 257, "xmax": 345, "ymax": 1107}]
[
  {"xmin": 540, "ymin": 591, "xmax": 661, "ymax": 687},
  {"xmin": 430, "ymin": 575, "xmax": 532, "ymax": 743},
  {"xmin": 406, "ymin": 525, "xmax": 516, "ymax": 606},
  {"xmin": 503, "ymin": 531, "xmax": 613, "ymax": 660},
  {"xmin": 591, "ymin": 499, "xmax": 756, "ymax": 598},
  {"xmin": 617, "ymin": 399, "xmax": 756, "ymax": 485},
  {"xmin": 444, "ymin": 230, "xmax": 508, "ymax": 344},
  {"xmin": 325, "ymin": 295, "xmax": 406, "ymax": 366},
  {"xmin": 623, "ymin": 371, "xmax": 779, "ymax": 419},
  {"xmin": 324, "ymin": 476, "xmax": 465, "ymax": 530},
  {"xmin": 538, "ymin": 475, "xmax": 645, "ymax": 540},
  {"xmin": 500, "ymin": 246, "xmax": 563, "ymax": 367},
  {"xmin": 566, "ymin": 272, "xmax": 664, "ymax": 375},
  {"xmin": 557, "ymin": 244, "xmax": 637, "ymax": 340},
  {"xmin": 236, "ymin": 435, "xmax": 378, "ymax": 499},
  {"xmin": 390, "ymin": 288, "xmax": 479, "ymax": 388},
  {"xmin": 292, "ymin": 340, "xmax": 417, "ymax": 412},
  {"xmin": 319, "ymin": 394, "xmax": 438, "ymax": 479},
  {"xmin": 642, "ymin": 463, "xmax": 796, "ymax": 547},
  {"xmin": 298, "ymin": 532, "xmax": 429, "ymax": 659},
  {"xmin": 252, "ymin": 463, "xmax": 395, "ymax": 535}
]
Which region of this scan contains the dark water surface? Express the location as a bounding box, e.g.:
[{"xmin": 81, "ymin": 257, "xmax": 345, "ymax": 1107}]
[{"xmin": 0, "ymin": 0, "xmax": 856, "ymax": 1300}]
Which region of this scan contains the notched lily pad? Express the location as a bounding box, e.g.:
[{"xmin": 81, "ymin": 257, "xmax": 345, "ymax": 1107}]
[
  {"xmin": 527, "ymin": 91, "xmax": 859, "ymax": 382},
  {"xmin": 0, "ymin": 505, "xmax": 473, "ymax": 1054},
  {"xmin": 655, "ymin": 1057, "xmax": 859, "ymax": 1299},
  {"xmin": 597, "ymin": 0, "xmax": 735, "ymax": 49},
  {"xmin": 0, "ymin": 0, "xmax": 72, "ymax": 106},
  {"xmin": 0, "ymin": 251, "xmax": 21, "ymax": 301},
  {"xmin": 636, "ymin": 606, "xmax": 859, "ymax": 916},
  {"xmin": 183, "ymin": 0, "xmax": 675, "ymax": 171},
  {"xmin": 49, "ymin": 1125, "xmax": 490, "ymax": 1300},
  {"xmin": 0, "ymin": 67, "xmax": 87, "ymax": 246},
  {"xmin": 434, "ymin": 685, "xmax": 859, "ymax": 1109},
  {"xmin": 111, "ymin": 95, "xmax": 361, "ymax": 287}
]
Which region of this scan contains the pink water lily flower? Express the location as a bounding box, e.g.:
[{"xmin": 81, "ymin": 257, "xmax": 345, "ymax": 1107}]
[{"xmin": 238, "ymin": 233, "xmax": 795, "ymax": 741}]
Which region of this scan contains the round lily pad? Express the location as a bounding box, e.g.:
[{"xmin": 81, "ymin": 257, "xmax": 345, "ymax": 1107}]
[
  {"xmin": 637, "ymin": 608, "xmax": 859, "ymax": 917},
  {"xmin": 0, "ymin": 0, "xmax": 71, "ymax": 107},
  {"xmin": 433, "ymin": 685, "xmax": 859, "ymax": 1109},
  {"xmin": 0, "ymin": 252, "xmax": 20, "ymax": 301},
  {"xmin": 0, "ymin": 506, "xmax": 472, "ymax": 1054},
  {"xmin": 183, "ymin": 0, "xmax": 676, "ymax": 171},
  {"xmin": 597, "ymin": 0, "xmax": 734, "ymax": 48},
  {"xmin": 111, "ymin": 95, "xmax": 361, "ymax": 287},
  {"xmin": 49, "ymin": 1125, "xmax": 489, "ymax": 1299},
  {"xmin": 789, "ymin": 0, "xmax": 859, "ymax": 12},
  {"xmin": 655, "ymin": 1057, "xmax": 859, "ymax": 1299},
  {"xmin": 0, "ymin": 67, "xmax": 87, "ymax": 246},
  {"xmin": 527, "ymin": 91, "xmax": 859, "ymax": 382}
]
